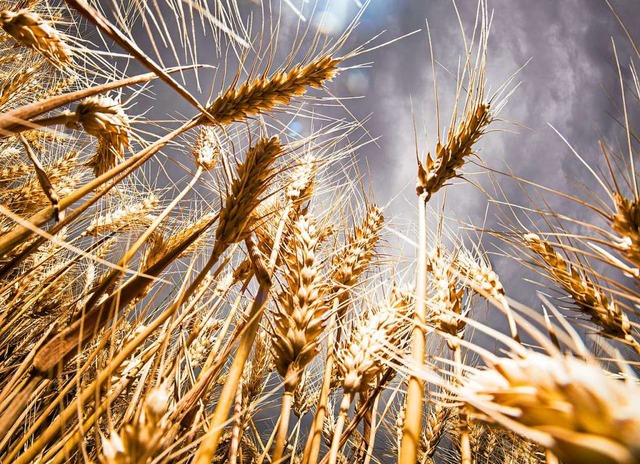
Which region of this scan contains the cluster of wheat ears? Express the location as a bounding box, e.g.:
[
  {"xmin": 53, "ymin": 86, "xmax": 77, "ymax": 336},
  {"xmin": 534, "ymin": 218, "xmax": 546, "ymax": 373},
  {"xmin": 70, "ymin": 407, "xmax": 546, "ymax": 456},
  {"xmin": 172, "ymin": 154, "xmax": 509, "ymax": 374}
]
[{"xmin": 0, "ymin": 0, "xmax": 638, "ymax": 463}]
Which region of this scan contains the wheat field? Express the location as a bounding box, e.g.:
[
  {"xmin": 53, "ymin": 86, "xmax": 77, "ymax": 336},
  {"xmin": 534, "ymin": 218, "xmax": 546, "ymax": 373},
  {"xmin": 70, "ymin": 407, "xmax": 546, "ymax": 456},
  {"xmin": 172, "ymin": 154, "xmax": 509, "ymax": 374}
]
[{"xmin": 0, "ymin": 1, "xmax": 638, "ymax": 463}]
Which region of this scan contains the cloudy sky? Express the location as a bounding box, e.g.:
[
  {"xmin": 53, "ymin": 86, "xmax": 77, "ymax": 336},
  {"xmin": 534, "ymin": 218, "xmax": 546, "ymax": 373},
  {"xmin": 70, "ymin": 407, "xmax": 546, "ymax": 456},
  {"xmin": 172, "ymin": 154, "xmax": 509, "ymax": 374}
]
[
  {"xmin": 122, "ymin": 0, "xmax": 639, "ymax": 327},
  {"xmin": 279, "ymin": 0, "xmax": 640, "ymax": 305},
  {"xmin": 246, "ymin": 0, "xmax": 640, "ymax": 340}
]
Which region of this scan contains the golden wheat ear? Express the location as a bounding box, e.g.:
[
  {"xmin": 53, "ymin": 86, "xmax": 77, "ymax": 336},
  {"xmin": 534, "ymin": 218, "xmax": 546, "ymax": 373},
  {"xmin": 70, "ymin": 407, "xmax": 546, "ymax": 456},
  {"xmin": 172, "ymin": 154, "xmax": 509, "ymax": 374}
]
[
  {"xmin": 462, "ymin": 352, "xmax": 640, "ymax": 464},
  {"xmin": 524, "ymin": 233, "xmax": 640, "ymax": 355},
  {"xmin": 269, "ymin": 214, "xmax": 328, "ymax": 463},
  {"xmin": 0, "ymin": 8, "xmax": 74, "ymax": 68},
  {"xmin": 611, "ymin": 193, "xmax": 640, "ymax": 269},
  {"xmin": 202, "ymin": 56, "xmax": 341, "ymax": 126},
  {"xmin": 417, "ymin": 103, "xmax": 492, "ymax": 200},
  {"xmin": 212, "ymin": 136, "xmax": 281, "ymax": 259}
]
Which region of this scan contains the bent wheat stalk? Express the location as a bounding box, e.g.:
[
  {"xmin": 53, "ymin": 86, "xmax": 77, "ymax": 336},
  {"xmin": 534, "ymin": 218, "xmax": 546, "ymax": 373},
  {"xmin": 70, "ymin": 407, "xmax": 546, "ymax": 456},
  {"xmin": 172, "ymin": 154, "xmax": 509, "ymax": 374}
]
[{"xmin": 0, "ymin": 68, "xmax": 190, "ymax": 132}]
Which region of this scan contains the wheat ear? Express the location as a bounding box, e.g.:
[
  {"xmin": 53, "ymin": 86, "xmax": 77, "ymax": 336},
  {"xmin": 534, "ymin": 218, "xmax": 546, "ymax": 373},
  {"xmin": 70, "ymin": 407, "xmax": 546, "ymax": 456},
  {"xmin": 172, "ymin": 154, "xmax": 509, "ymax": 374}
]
[
  {"xmin": 416, "ymin": 103, "xmax": 491, "ymax": 200},
  {"xmin": 427, "ymin": 248, "xmax": 466, "ymax": 350},
  {"xmin": 212, "ymin": 137, "xmax": 281, "ymax": 260},
  {"xmin": 463, "ymin": 352, "xmax": 640, "ymax": 464},
  {"xmin": 328, "ymin": 291, "xmax": 409, "ymax": 464},
  {"xmin": 524, "ymin": 233, "xmax": 640, "ymax": 354},
  {"xmin": 270, "ymin": 215, "xmax": 329, "ymax": 463},
  {"xmin": 304, "ymin": 205, "xmax": 384, "ymax": 464},
  {"xmin": 100, "ymin": 385, "xmax": 169, "ymax": 464},
  {"xmin": 201, "ymin": 56, "xmax": 340, "ymax": 126},
  {"xmin": 192, "ymin": 126, "xmax": 221, "ymax": 171},
  {"xmin": 611, "ymin": 193, "xmax": 640, "ymax": 269},
  {"xmin": 0, "ymin": 9, "xmax": 73, "ymax": 67},
  {"xmin": 456, "ymin": 248, "xmax": 520, "ymax": 342}
]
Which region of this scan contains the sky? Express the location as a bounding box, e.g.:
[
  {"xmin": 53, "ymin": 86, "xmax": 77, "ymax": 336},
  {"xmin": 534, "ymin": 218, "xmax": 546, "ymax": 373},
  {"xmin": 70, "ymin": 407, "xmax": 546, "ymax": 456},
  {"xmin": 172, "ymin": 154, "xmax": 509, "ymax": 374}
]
[
  {"xmin": 121, "ymin": 0, "xmax": 640, "ymax": 336},
  {"xmin": 260, "ymin": 0, "xmax": 640, "ymax": 340},
  {"xmin": 284, "ymin": 0, "xmax": 640, "ymax": 303}
]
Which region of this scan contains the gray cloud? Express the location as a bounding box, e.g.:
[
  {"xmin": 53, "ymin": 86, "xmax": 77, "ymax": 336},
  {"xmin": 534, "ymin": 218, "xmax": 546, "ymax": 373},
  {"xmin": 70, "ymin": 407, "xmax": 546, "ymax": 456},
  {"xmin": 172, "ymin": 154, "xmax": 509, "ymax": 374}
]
[
  {"xmin": 128, "ymin": 0, "xmax": 640, "ymax": 328},
  {"xmin": 304, "ymin": 1, "xmax": 640, "ymax": 310}
]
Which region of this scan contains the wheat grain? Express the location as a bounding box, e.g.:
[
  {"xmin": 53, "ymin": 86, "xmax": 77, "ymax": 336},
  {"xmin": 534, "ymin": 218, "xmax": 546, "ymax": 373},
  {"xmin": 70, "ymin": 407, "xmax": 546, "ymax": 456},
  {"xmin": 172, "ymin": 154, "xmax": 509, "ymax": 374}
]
[
  {"xmin": 328, "ymin": 290, "xmax": 410, "ymax": 464},
  {"xmin": 336, "ymin": 290, "xmax": 410, "ymax": 395},
  {"xmin": 420, "ymin": 402, "xmax": 451, "ymax": 461},
  {"xmin": 270, "ymin": 214, "xmax": 329, "ymax": 463},
  {"xmin": 100, "ymin": 385, "xmax": 170, "ymax": 464},
  {"xmin": 456, "ymin": 248, "xmax": 520, "ymax": 342},
  {"xmin": 286, "ymin": 154, "xmax": 317, "ymax": 206},
  {"xmin": 271, "ymin": 214, "xmax": 328, "ymax": 390}
]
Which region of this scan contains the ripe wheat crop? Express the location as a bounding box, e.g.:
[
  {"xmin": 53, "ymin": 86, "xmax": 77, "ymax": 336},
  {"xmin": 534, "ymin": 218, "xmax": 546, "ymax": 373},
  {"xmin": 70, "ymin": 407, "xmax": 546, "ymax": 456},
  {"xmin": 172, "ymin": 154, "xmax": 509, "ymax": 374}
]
[{"xmin": 0, "ymin": 1, "xmax": 638, "ymax": 464}]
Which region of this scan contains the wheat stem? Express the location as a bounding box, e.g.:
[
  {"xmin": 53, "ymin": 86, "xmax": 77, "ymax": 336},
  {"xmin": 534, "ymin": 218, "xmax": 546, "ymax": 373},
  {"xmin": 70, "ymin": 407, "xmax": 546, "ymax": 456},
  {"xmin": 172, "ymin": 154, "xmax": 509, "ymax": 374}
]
[
  {"xmin": 0, "ymin": 70, "xmax": 175, "ymax": 132},
  {"xmin": 361, "ymin": 395, "xmax": 379, "ymax": 464},
  {"xmin": 64, "ymin": 0, "xmax": 213, "ymax": 119},
  {"xmin": 272, "ymin": 391, "xmax": 294, "ymax": 463},
  {"xmin": 454, "ymin": 345, "xmax": 471, "ymax": 464},
  {"xmin": 400, "ymin": 193, "xmax": 428, "ymax": 464},
  {"xmin": 193, "ymin": 238, "xmax": 272, "ymax": 464},
  {"xmin": 4, "ymin": 112, "xmax": 75, "ymax": 136},
  {"xmin": 302, "ymin": 297, "xmax": 339, "ymax": 464},
  {"xmin": 328, "ymin": 392, "xmax": 352, "ymax": 464}
]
